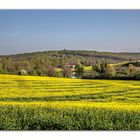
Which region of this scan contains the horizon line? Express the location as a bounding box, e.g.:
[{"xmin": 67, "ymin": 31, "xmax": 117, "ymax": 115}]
[{"xmin": 0, "ymin": 49, "xmax": 140, "ymax": 56}]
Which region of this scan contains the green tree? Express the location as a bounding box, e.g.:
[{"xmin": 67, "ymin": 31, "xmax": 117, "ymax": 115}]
[
  {"xmin": 92, "ymin": 61, "xmax": 107, "ymax": 76},
  {"xmin": 92, "ymin": 62, "xmax": 101, "ymax": 74},
  {"xmin": 128, "ymin": 64, "xmax": 137, "ymax": 76},
  {"xmin": 75, "ymin": 64, "xmax": 84, "ymax": 78},
  {"xmin": 105, "ymin": 64, "xmax": 116, "ymax": 77},
  {"xmin": 100, "ymin": 61, "xmax": 107, "ymax": 74}
]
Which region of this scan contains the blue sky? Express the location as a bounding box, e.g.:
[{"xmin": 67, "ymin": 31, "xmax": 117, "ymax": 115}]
[{"xmin": 0, "ymin": 10, "xmax": 140, "ymax": 55}]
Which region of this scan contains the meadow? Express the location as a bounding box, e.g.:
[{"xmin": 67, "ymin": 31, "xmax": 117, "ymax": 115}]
[{"xmin": 0, "ymin": 74, "xmax": 140, "ymax": 130}]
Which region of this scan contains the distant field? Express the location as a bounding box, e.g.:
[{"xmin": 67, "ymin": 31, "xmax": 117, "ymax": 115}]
[
  {"xmin": 55, "ymin": 66, "xmax": 92, "ymax": 72},
  {"xmin": 0, "ymin": 74, "xmax": 140, "ymax": 130}
]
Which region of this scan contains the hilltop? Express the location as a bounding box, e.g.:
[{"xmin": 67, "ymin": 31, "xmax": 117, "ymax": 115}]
[
  {"xmin": 0, "ymin": 50, "xmax": 140, "ymax": 63},
  {"xmin": 0, "ymin": 50, "xmax": 140, "ymax": 79}
]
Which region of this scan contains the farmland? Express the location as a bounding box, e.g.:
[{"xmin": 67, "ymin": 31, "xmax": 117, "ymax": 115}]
[{"xmin": 0, "ymin": 74, "xmax": 140, "ymax": 130}]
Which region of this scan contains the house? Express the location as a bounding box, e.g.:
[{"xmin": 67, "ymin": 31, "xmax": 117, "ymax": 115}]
[
  {"xmin": 7, "ymin": 67, "xmax": 16, "ymax": 72},
  {"xmin": 65, "ymin": 64, "xmax": 76, "ymax": 69}
]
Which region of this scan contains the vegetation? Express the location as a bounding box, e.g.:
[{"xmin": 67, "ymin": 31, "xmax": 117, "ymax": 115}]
[
  {"xmin": 75, "ymin": 63, "xmax": 84, "ymax": 78},
  {"xmin": 0, "ymin": 74, "xmax": 140, "ymax": 130},
  {"xmin": 0, "ymin": 50, "xmax": 140, "ymax": 80},
  {"xmin": 0, "ymin": 50, "xmax": 140, "ymax": 130}
]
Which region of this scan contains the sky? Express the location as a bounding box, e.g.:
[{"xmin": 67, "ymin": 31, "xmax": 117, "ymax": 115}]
[{"xmin": 0, "ymin": 10, "xmax": 140, "ymax": 55}]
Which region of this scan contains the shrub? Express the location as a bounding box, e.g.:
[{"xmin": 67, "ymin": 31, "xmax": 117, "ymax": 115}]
[
  {"xmin": 136, "ymin": 71, "xmax": 140, "ymax": 80},
  {"xmin": 128, "ymin": 64, "xmax": 137, "ymax": 76},
  {"xmin": 105, "ymin": 64, "xmax": 116, "ymax": 78},
  {"xmin": 62, "ymin": 67, "xmax": 72, "ymax": 78},
  {"xmin": 75, "ymin": 64, "xmax": 84, "ymax": 78},
  {"xmin": 18, "ymin": 69, "xmax": 27, "ymax": 75}
]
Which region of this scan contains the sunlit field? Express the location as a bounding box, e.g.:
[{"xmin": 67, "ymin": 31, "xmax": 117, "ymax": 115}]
[{"xmin": 0, "ymin": 74, "xmax": 140, "ymax": 130}]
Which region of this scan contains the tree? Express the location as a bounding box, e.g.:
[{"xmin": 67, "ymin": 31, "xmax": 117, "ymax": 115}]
[
  {"xmin": 18, "ymin": 69, "xmax": 27, "ymax": 75},
  {"xmin": 75, "ymin": 64, "xmax": 84, "ymax": 78},
  {"xmin": 100, "ymin": 61, "xmax": 107, "ymax": 74},
  {"xmin": 136, "ymin": 71, "xmax": 140, "ymax": 80},
  {"xmin": 59, "ymin": 58, "xmax": 66, "ymax": 68},
  {"xmin": 62, "ymin": 67, "xmax": 72, "ymax": 78},
  {"xmin": 2, "ymin": 57, "xmax": 10, "ymax": 70},
  {"xmin": 36, "ymin": 70, "xmax": 43, "ymax": 76},
  {"xmin": 92, "ymin": 61, "xmax": 107, "ymax": 76},
  {"xmin": 55, "ymin": 71, "xmax": 63, "ymax": 78},
  {"xmin": 92, "ymin": 62, "xmax": 101, "ymax": 74},
  {"xmin": 105, "ymin": 64, "xmax": 116, "ymax": 77},
  {"xmin": 128, "ymin": 64, "xmax": 137, "ymax": 76},
  {"xmin": 47, "ymin": 67, "xmax": 56, "ymax": 77},
  {"xmin": 28, "ymin": 70, "xmax": 36, "ymax": 76}
]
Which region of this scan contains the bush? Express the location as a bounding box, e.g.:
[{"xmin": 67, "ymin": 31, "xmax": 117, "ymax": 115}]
[
  {"xmin": 136, "ymin": 71, "xmax": 140, "ymax": 80},
  {"xmin": 28, "ymin": 70, "xmax": 36, "ymax": 76},
  {"xmin": 128, "ymin": 64, "xmax": 137, "ymax": 76},
  {"xmin": 105, "ymin": 64, "xmax": 116, "ymax": 78},
  {"xmin": 55, "ymin": 71, "xmax": 63, "ymax": 78},
  {"xmin": 75, "ymin": 64, "xmax": 84, "ymax": 78},
  {"xmin": 47, "ymin": 67, "xmax": 56, "ymax": 77},
  {"xmin": 81, "ymin": 72, "xmax": 95, "ymax": 79},
  {"xmin": 62, "ymin": 67, "xmax": 72, "ymax": 78},
  {"xmin": 18, "ymin": 69, "xmax": 27, "ymax": 75}
]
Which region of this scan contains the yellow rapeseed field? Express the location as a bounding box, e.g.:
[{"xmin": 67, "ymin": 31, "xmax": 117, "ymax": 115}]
[{"xmin": 0, "ymin": 74, "xmax": 140, "ymax": 130}]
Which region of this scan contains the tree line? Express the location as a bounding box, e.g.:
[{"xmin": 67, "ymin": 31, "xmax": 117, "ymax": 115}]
[
  {"xmin": 82, "ymin": 61, "xmax": 140, "ymax": 80},
  {"xmin": 0, "ymin": 50, "xmax": 140, "ymax": 80}
]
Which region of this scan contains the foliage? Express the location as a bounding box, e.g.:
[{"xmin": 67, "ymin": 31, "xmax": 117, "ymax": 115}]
[
  {"xmin": 75, "ymin": 64, "xmax": 84, "ymax": 78},
  {"xmin": 18, "ymin": 69, "xmax": 27, "ymax": 75},
  {"xmin": 105, "ymin": 64, "xmax": 116, "ymax": 77},
  {"xmin": 62, "ymin": 67, "xmax": 72, "ymax": 78},
  {"xmin": 0, "ymin": 50, "xmax": 140, "ymax": 77},
  {"xmin": 128, "ymin": 64, "xmax": 137, "ymax": 76},
  {"xmin": 0, "ymin": 50, "xmax": 140, "ymax": 79}
]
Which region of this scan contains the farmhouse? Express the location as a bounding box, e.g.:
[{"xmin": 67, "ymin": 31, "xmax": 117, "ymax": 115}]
[{"xmin": 65, "ymin": 64, "xmax": 76, "ymax": 69}]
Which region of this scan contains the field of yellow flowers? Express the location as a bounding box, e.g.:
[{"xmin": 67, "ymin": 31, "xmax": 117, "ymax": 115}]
[{"xmin": 0, "ymin": 74, "xmax": 140, "ymax": 130}]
